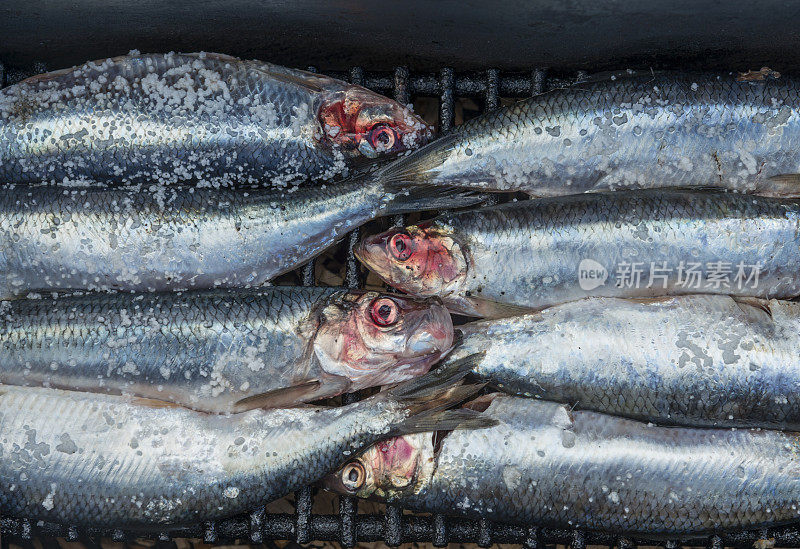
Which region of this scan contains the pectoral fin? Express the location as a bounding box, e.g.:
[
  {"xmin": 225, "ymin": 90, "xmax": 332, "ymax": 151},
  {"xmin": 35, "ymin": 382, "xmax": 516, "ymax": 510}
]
[
  {"xmin": 761, "ymin": 174, "xmax": 800, "ymax": 198},
  {"xmin": 232, "ymin": 380, "xmax": 324, "ymax": 412},
  {"xmin": 449, "ymin": 296, "xmax": 537, "ymax": 319}
]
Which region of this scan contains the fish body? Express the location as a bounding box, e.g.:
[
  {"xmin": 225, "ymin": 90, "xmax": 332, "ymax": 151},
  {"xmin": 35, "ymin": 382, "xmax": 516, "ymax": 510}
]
[
  {"xmin": 327, "ymin": 394, "xmax": 800, "ymax": 536},
  {"xmin": 0, "ymin": 287, "xmax": 453, "ymax": 412},
  {"xmin": 381, "ymin": 71, "xmax": 800, "ymax": 197},
  {"xmin": 0, "ymin": 52, "xmax": 430, "ymax": 186},
  {"xmin": 0, "ymin": 178, "xmax": 470, "ymax": 297},
  {"xmin": 358, "ymin": 190, "xmax": 800, "ymax": 316},
  {"xmin": 0, "ymin": 367, "xmax": 487, "ymax": 527},
  {"xmin": 446, "ymin": 295, "xmax": 800, "ymax": 428}
]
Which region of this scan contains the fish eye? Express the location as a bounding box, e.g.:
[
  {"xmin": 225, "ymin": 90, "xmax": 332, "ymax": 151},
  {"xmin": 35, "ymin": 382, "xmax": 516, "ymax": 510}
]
[
  {"xmin": 370, "ymin": 297, "xmax": 400, "ymax": 327},
  {"xmin": 341, "ymin": 461, "xmax": 366, "ymax": 491},
  {"xmin": 369, "ymin": 123, "xmax": 397, "ymax": 152},
  {"xmin": 390, "ymin": 233, "xmax": 413, "ymax": 261}
]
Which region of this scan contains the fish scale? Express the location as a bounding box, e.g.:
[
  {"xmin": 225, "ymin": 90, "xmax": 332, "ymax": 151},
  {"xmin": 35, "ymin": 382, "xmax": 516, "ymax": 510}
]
[
  {"xmin": 0, "ymin": 287, "xmax": 454, "ymax": 412},
  {"xmin": 0, "ymin": 52, "xmax": 429, "ymax": 186},
  {"xmin": 380, "ymin": 71, "xmax": 800, "ymax": 197}
]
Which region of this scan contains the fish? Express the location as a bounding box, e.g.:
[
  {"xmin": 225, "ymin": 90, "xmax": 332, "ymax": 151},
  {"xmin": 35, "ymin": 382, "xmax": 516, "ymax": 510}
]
[
  {"xmin": 0, "ymin": 51, "xmax": 431, "ymax": 186},
  {"xmin": 0, "ymin": 177, "xmax": 477, "ymax": 298},
  {"xmin": 325, "ymin": 393, "xmax": 800, "ymax": 536},
  {"xmin": 357, "ymin": 190, "xmax": 800, "ymax": 317},
  {"xmin": 0, "ymin": 355, "xmax": 493, "ymax": 527},
  {"xmin": 0, "ymin": 287, "xmax": 453, "ymax": 413},
  {"xmin": 444, "ymin": 294, "xmax": 800, "ymax": 429},
  {"xmin": 375, "ymin": 70, "xmax": 800, "ymax": 198}
]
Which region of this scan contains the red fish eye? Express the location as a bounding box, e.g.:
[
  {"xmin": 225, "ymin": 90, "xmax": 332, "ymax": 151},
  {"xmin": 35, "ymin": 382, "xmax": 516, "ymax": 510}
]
[
  {"xmin": 370, "ymin": 297, "xmax": 400, "ymax": 327},
  {"xmin": 369, "ymin": 124, "xmax": 397, "ymax": 152},
  {"xmin": 390, "ymin": 233, "xmax": 413, "ymax": 261}
]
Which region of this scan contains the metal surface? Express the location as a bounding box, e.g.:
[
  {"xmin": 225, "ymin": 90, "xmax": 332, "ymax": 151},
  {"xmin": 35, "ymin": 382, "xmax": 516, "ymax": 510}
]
[
  {"xmin": 2, "ymin": 61, "xmax": 800, "ymax": 547},
  {"xmin": 4, "ymin": 1, "xmax": 800, "ymax": 73}
]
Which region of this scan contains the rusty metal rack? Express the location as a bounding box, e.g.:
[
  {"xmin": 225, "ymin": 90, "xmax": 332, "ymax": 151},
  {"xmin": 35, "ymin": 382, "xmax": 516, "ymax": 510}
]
[{"xmin": 2, "ymin": 61, "xmax": 800, "ymax": 548}]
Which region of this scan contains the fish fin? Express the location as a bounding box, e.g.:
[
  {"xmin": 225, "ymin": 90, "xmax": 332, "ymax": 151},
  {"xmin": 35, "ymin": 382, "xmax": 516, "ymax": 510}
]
[
  {"xmin": 382, "ymin": 353, "xmax": 496, "ymax": 433},
  {"xmin": 760, "ymin": 174, "xmax": 800, "ymax": 198},
  {"xmin": 731, "ymin": 296, "xmax": 773, "ymax": 319},
  {"xmin": 462, "ymin": 393, "xmax": 501, "ymax": 412},
  {"xmin": 377, "ymin": 134, "xmax": 461, "ymax": 187},
  {"xmin": 571, "ymin": 69, "xmax": 662, "ymax": 86},
  {"xmin": 231, "ymin": 380, "xmax": 325, "ymax": 412},
  {"xmin": 449, "ymin": 296, "xmax": 536, "ymax": 319},
  {"xmin": 253, "ymin": 66, "xmax": 325, "ymax": 93},
  {"xmin": 390, "ymin": 408, "xmax": 497, "ymax": 436},
  {"xmin": 130, "ymin": 397, "xmax": 184, "ymax": 409},
  {"xmin": 388, "ymin": 352, "xmax": 485, "ymax": 402},
  {"xmin": 381, "ymin": 184, "xmax": 486, "ymax": 215}
]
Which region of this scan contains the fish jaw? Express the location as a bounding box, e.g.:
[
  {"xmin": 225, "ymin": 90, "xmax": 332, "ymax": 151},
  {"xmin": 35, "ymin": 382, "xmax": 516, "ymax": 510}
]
[
  {"xmin": 356, "ymin": 225, "xmax": 468, "ymax": 301},
  {"xmin": 317, "ymin": 86, "xmax": 432, "ymax": 160}
]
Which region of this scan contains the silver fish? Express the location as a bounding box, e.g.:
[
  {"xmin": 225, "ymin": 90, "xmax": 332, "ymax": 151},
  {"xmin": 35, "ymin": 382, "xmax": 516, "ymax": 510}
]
[
  {"xmin": 0, "ymin": 358, "xmax": 490, "ymax": 527},
  {"xmin": 446, "ymin": 294, "xmax": 800, "ymax": 428},
  {"xmin": 0, "ymin": 287, "xmax": 453, "ymax": 412},
  {"xmin": 377, "ymin": 70, "xmax": 800, "ymax": 197},
  {"xmin": 326, "ymin": 394, "xmax": 800, "ymax": 536},
  {"xmin": 0, "ymin": 178, "xmax": 473, "ymax": 298},
  {"xmin": 0, "ymin": 52, "xmax": 431, "ymax": 186},
  {"xmin": 357, "ymin": 190, "xmax": 800, "ymax": 316}
]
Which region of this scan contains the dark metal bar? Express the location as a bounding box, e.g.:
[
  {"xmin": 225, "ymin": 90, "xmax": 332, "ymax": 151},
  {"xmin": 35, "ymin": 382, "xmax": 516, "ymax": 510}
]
[
  {"xmin": 203, "ymin": 520, "xmax": 218, "ymax": 544},
  {"xmin": 432, "ymin": 513, "xmax": 448, "ymax": 547},
  {"xmin": 524, "ymin": 526, "xmax": 540, "ymax": 549},
  {"xmin": 393, "ymin": 66, "xmax": 410, "ymax": 105},
  {"xmin": 301, "ymin": 262, "xmax": 314, "ymax": 286},
  {"xmin": 572, "ymin": 528, "xmax": 586, "ymax": 549},
  {"xmin": 485, "ymin": 68, "xmax": 500, "ymax": 110},
  {"xmin": 384, "ymin": 505, "xmax": 403, "ymax": 546},
  {"xmin": 532, "ymin": 68, "xmax": 548, "ymax": 95},
  {"xmin": 338, "ymin": 493, "xmax": 357, "ymax": 547},
  {"xmin": 345, "ymin": 229, "xmax": 362, "ymax": 289},
  {"xmin": 478, "ymin": 517, "xmax": 492, "ymax": 547},
  {"xmin": 439, "ymin": 67, "xmax": 455, "ymax": 132},
  {"xmin": 349, "ymin": 66, "xmax": 365, "ymax": 86},
  {"xmin": 295, "ymin": 486, "xmax": 313, "ymax": 544},
  {"xmin": 249, "ymin": 505, "xmax": 266, "ymax": 544}
]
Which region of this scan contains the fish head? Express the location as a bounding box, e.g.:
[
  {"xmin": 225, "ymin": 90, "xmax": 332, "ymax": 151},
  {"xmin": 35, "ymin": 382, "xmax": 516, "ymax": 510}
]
[
  {"xmin": 317, "ymin": 86, "xmax": 432, "ymax": 160},
  {"xmin": 356, "ymin": 223, "xmax": 468, "ymax": 300},
  {"xmin": 322, "ymin": 434, "xmax": 433, "ymax": 500},
  {"xmin": 312, "ymin": 291, "xmax": 453, "ymax": 390}
]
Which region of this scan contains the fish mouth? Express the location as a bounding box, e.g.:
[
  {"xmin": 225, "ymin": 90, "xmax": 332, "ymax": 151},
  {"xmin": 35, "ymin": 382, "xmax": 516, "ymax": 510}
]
[{"xmin": 392, "ymin": 349, "xmax": 447, "ymax": 377}]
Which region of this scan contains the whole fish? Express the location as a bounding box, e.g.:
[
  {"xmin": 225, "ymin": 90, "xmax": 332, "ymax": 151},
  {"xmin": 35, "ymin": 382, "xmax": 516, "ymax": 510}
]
[
  {"xmin": 0, "ymin": 52, "xmax": 431, "ymax": 186},
  {"xmin": 0, "ymin": 287, "xmax": 453, "ymax": 413},
  {"xmin": 0, "ymin": 358, "xmax": 490, "ymax": 527},
  {"xmin": 357, "ymin": 190, "xmax": 800, "ymax": 316},
  {"xmin": 377, "ymin": 70, "xmax": 800, "ymax": 198},
  {"xmin": 0, "ymin": 178, "xmax": 473, "ymax": 298},
  {"xmin": 325, "ymin": 394, "xmax": 800, "ymax": 536},
  {"xmin": 445, "ymin": 294, "xmax": 800, "ymax": 428}
]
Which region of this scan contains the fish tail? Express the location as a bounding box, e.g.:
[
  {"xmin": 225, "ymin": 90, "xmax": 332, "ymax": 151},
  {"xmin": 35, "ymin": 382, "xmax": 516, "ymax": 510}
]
[{"xmin": 384, "ymin": 352, "xmax": 497, "ymax": 434}]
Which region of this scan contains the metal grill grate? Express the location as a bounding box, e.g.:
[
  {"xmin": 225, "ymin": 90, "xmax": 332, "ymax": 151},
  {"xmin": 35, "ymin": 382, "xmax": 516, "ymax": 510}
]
[{"xmin": 3, "ymin": 61, "xmax": 800, "ymax": 548}]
